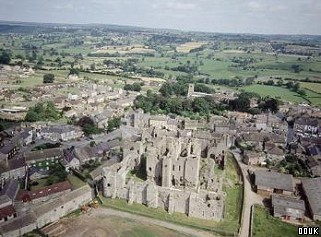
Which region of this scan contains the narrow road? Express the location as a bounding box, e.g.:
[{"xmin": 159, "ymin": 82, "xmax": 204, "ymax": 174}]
[
  {"xmin": 231, "ymin": 151, "xmax": 263, "ymax": 237},
  {"xmin": 91, "ymin": 208, "xmax": 219, "ymax": 237}
]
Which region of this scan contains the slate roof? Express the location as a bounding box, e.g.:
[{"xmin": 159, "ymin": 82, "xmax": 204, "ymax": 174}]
[
  {"xmin": 24, "ymin": 148, "xmax": 63, "ymax": 162},
  {"xmin": 0, "ymin": 179, "xmax": 20, "ymax": 200},
  {"xmin": 41, "ymin": 125, "xmax": 78, "ymax": 134},
  {"xmin": 0, "ymin": 179, "xmax": 19, "ymax": 206},
  {"xmin": 0, "ymin": 142, "xmax": 15, "ymax": 154},
  {"xmin": 254, "ymin": 170, "xmax": 294, "ymax": 192},
  {"xmin": 302, "ymin": 177, "xmax": 321, "ymax": 217},
  {"xmin": 8, "ymin": 155, "xmax": 26, "ymax": 170},
  {"xmin": 272, "ymin": 194, "xmax": 305, "ymax": 216}
]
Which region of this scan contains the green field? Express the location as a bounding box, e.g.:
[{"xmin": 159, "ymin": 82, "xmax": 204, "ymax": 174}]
[
  {"xmin": 241, "ymin": 85, "xmax": 308, "ymax": 104},
  {"xmin": 67, "ymin": 175, "xmax": 86, "ymax": 189},
  {"xmin": 252, "ymin": 205, "xmax": 320, "ymax": 237}
]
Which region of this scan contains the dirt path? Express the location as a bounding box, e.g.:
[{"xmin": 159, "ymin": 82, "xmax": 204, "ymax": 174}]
[{"xmin": 91, "ymin": 208, "xmax": 219, "ymax": 237}]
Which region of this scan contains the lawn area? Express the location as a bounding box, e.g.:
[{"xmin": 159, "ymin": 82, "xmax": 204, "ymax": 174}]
[
  {"xmin": 30, "ymin": 178, "xmax": 48, "ymax": 191},
  {"xmin": 253, "ymin": 205, "xmax": 300, "ymax": 237},
  {"xmin": 67, "ymin": 175, "xmax": 86, "ymax": 189},
  {"xmin": 241, "ymin": 85, "xmax": 307, "ymax": 104},
  {"xmin": 100, "ymin": 153, "xmax": 242, "ymax": 237}
]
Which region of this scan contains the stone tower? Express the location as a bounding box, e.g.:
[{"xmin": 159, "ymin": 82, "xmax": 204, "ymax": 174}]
[{"xmin": 187, "ymin": 84, "xmax": 194, "ymax": 98}]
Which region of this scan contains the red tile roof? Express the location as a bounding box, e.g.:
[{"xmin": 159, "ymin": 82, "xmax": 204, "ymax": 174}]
[
  {"xmin": 16, "ymin": 181, "xmax": 72, "ymax": 202},
  {"xmin": 0, "ymin": 205, "xmax": 16, "ymax": 219}
]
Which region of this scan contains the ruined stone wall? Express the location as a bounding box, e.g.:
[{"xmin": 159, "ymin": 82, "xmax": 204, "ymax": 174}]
[{"xmin": 101, "ymin": 127, "xmax": 226, "ymax": 221}]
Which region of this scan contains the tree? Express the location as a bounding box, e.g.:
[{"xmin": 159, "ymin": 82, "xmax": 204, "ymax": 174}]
[
  {"xmin": 0, "ymin": 50, "xmax": 11, "ymax": 65},
  {"xmin": 107, "ymin": 117, "xmax": 121, "ymax": 132},
  {"xmin": 259, "ymin": 98, "xmax": 279, "ymax": 113},
  {"xmin": 69, "ymin": 68, "xmax": 79, "ymax": 76},
  {"xmin": 124, "ymin": 83, "xmax": 141, "ymax": 92},
  {"xmin": 292, "ymin": 82, "xmax": 300, "ymax": 92},
  {"xmin": 55, "ymin": 57, "xmax": 62, "ymax": 68},
  {"xmin": 25, "ymin": 101, "xmax": 60, "ymax": 122},
  {"xmin": 43, "ymin": 73, "xmax": 55, "ymax": 83},
  {"xmin": 285, "ymin": 81, "xmax": 294, "ymax": 89}
]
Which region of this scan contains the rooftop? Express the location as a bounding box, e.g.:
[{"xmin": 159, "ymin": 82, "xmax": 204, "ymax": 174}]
[
  {"xmin": 16, "ymin": 180, "xmax": 72, "ymax": 202},
  {"xmin": 272, "ymin": 194, "xmax": 305, "ymax": 212},
  {"xmin": 302, "ymin": 177, "xmax": 321, "ymax": 216},
  {"xmin": 254, "ymin": 170, "xmax": 294, "ymax": 192}
]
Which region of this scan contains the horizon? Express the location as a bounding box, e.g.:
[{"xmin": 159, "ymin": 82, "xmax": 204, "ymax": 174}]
[
  {"xmin": 0, "ymin": 0, "xmax": 321, "ymax": 35},
  {"xmin": 1, "ymin": 19, "xmax": 321, "ymax": 37}
]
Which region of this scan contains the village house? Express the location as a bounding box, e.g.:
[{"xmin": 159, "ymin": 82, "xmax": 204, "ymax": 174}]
[
  {"xmin": 61, "ymin": 148, "xmax": 80, "ymax": 171},
  {"xmin": 24, "ymin": 148, "xmax": 63, "ymax": 167},
  {"xmin": 53, "ymin": 96, "xmax": 66, "ymax": 110},
  {"xmin": 0, "ymin": 185, "xmax": 92, "ymax": 237},
  {"xmin": 307, "ymin": 154, "xmax": 321, "ymax": 177},
  {"xmin": 0, "ymin": 140, "xmax": 17, "ymax": 161},
  {"xmin": 264, "ymin": 142, "xmax": 285, "ymax": 161},
  {"xmin": 271, "ymin": 194, "xmax": 305, "ymax": 222},
  {"xmin": 242, "ymin": 151, "xmax": 265, "ymax": 165},
  {"xmin": 253, "ymin": 170, "xmax": 294, "ymax": 197},
  {"xmin": 16, "ymin": 180, "xmax": 72, "ymax": 203},
  {"xmin": 294, "ymin": 117, "xmax": 320, "ymax": 136},
  {"xmin": 40, "ymin": 125, "xmax": 83, "ymax": 142},
  {"xmin": 92, "ymin": 109, "xmax": 114, "ymax": 129},
  {"xmin": 302, "ymin": 177, "xmax": 321, "ymax": 221},
  {"xmin": 0, "ymin": 156, "xmax": 26, "ymax": 181},
  {"xmin": 0, "ymin": 179, "xmax": 19, "ymax": 223}
]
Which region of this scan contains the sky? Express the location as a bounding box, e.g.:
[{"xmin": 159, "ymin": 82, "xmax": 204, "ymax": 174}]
[{"xmin": 0, "ymin": 0, "xmax": 321, "ymax": 35}]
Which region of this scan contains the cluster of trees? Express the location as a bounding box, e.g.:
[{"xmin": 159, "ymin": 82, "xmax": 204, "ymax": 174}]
[
  {"xmin": 159, "ymin": 77, "xmax": 213, "ymax": 97},
  {"xmin": 0, "ymin": 50, "xmax": 11, "ymax": 65},
  {"xmin": 227, "ymin": 93, "xmax": 251, "ymax": 112},
  {"xmin": 77, "ymin": 116, "xmax": 103, "ymax": 136},
  {"xmin": 159, "ymin": 82, "xmax": 188, "ymax": 97},
  {"xmin": 212, "ymin": 77, "xmax": 255, "ymax": 87},
  {"xmin": 170, "ymin": 64, "xmax": 198, "ymax": 74},
  {"xmin": 135, "ymin": 91, "xmax": 225, "ymax": 118},
  {"xmin": 43, "ymin": 73, "xmax": 55, "ymax": 83},
  {"xmin": 278, "ymin": 155, "xmax": 310, "ymax": 177},
  {"xmin": 25, "ymin": 101, "xmax": 61, "ymax": 122},
  {"xmin": 194, "ymin": 83, "xmax": 213, "ymax": 94},
  {"xmin": 124, "ymin": 82, "xmax": 142, "ymax": 92},
  {"xmin": 227, "ymin": 92, "xmax": 279, "ymax": 114},
  {"xmin": 69, "ymin": 67, "xmax": 80, "ymax": 76}
]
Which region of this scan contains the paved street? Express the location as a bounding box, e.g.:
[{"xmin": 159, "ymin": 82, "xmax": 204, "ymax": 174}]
[{"xmin": 231, "ymin": 151, "xmax": 264, "ymax": 237}]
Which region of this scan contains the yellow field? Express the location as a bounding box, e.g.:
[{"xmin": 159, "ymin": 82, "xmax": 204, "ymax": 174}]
[
  {"xmin": 222, "ymin": 50, "xmax": 246, "ymax": 54},
  {"xmin": 139, "ymin": 76, "xmax": 166, "ymax": 83},
  {"xmin": 176, "ymin": 42, "xmax": 206, "ymax": 53},
  {"xmin": 93, "ymin": 44, "xmax": 155, "ymax": 55}
]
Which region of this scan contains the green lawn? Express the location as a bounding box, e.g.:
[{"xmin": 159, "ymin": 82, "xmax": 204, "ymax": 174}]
[
  {"xmin": 30, "ymin": 178, "xmax": 49, "ymax": 191},
  {"xmin": 67, "ymin": 175, "xmax": 86, "ymax": 189},
  {"xmin": 252, "ymin": 205, "xmax": 312, "ymax": 237}
]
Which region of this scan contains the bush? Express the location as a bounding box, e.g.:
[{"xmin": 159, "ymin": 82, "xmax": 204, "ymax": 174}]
[{"xmin": 43, "ymin": 73, "xmax": 55, "ymax": 83}]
